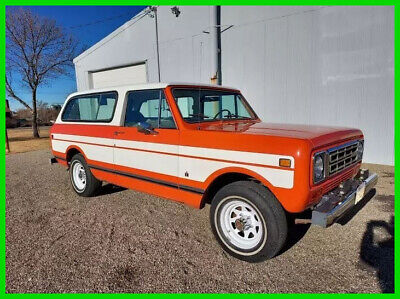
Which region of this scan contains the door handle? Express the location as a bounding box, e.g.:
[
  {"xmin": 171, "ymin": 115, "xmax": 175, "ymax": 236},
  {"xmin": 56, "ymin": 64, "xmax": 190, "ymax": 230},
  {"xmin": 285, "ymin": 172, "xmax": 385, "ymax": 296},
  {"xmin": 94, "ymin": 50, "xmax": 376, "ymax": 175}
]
[{"xmin": 114, "ymin": 131, "xmax": 125, "ymax": 135}]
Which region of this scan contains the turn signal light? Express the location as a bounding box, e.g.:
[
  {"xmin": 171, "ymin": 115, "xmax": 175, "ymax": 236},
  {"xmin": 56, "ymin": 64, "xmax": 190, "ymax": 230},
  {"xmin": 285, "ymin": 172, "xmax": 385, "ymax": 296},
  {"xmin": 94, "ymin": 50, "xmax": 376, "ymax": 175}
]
[{"xmin": 279, "ymin": 158, "xmax": 291, "ymax": 168}]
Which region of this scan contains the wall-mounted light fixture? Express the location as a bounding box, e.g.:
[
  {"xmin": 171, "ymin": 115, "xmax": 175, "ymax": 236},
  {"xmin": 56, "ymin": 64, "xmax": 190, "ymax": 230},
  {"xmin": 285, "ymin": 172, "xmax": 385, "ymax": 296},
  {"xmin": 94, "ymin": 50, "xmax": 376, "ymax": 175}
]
[{"xmin": 171, "ymin": 6, "xmax": 181, "ymax": 17}]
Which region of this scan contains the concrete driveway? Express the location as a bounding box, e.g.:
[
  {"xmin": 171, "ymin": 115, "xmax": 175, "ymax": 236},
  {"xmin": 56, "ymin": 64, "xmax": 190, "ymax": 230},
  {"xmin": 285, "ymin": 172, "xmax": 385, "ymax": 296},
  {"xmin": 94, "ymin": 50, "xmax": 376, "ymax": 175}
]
[{"xmin": 6, "ymin": 150, "xmax": 394, "ymax": 293}]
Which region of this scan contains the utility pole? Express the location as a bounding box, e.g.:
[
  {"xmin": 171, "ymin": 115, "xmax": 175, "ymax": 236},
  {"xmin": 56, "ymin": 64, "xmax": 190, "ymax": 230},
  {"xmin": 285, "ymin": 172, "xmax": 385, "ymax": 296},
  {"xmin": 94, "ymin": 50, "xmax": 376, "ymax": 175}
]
[
  {"xmin": 210, "ymin": 6, "xmax": 222, "ymax": 85},
  {"xmin": 150, "ymin": 6, "xmax": 161, "ymax": 82},
  {"xmin": 6, "ymin": 99, "xmax": 10, "ymax": 153},
  {"xmin": 6, "ymin": 127, "xmax": 10, "ymax": 153}
]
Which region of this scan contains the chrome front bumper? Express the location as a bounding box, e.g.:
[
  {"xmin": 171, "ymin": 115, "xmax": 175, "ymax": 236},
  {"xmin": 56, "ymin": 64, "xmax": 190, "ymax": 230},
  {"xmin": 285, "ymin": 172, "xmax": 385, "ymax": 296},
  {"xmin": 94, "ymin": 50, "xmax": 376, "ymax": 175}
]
[{"xmin": 311, "ymin": 169, "xmax": 378, "ymax": 228}]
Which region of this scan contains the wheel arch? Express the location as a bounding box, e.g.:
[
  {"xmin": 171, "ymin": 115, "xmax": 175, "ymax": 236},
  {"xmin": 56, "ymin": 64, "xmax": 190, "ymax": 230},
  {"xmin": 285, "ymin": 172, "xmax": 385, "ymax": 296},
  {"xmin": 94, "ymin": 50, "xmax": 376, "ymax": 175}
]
[
  {"xmin": 65, "ymin": 145, "xmax": 87, "ymax": 164},
  {"xmin": 200, "ymin": 167, "xmax": 277, "ymax": 208}
]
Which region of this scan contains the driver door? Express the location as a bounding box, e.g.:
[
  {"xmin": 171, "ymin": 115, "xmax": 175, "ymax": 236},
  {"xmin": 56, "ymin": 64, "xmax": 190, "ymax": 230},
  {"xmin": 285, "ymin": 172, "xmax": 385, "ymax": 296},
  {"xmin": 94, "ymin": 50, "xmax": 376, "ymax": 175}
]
[{"xmin": 113, "ymin": 89, "xmax": 180, "ymax": 188}]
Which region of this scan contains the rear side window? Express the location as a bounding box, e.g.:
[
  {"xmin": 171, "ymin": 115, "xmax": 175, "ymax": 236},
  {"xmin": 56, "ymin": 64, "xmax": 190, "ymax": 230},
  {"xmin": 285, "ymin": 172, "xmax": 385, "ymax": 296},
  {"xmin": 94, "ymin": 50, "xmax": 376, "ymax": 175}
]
[{"xmin": 62, "ymin": 92, "xmax": 117, "ymax": 122}]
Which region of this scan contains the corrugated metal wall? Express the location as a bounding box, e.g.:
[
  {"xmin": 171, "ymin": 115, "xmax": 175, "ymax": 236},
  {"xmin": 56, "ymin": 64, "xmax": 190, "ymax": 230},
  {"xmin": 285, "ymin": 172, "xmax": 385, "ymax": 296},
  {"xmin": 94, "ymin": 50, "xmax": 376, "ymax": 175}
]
[
  {"xmin": 74, "ymin": 6, "xmax": 394, "ymax": 165},
  {"xmin": 222, "ymin": 6, "xmax": 394, "ymax": 165}
]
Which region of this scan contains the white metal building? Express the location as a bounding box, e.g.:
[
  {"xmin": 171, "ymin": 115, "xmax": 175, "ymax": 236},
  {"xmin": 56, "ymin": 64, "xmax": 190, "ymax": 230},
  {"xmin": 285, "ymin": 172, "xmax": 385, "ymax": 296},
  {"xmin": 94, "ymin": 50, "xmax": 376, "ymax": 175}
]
[{"xmin": 73, "ymin": 6, "xmax": 394, "ymax": 165}]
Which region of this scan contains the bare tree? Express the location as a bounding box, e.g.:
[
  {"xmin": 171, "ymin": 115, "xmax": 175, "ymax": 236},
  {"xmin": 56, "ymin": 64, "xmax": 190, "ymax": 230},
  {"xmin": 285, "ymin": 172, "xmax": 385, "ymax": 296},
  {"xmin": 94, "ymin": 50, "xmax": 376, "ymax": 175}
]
[{"xmin": 6, "ymin": 8, "xmax": 77, "ymax": 138}]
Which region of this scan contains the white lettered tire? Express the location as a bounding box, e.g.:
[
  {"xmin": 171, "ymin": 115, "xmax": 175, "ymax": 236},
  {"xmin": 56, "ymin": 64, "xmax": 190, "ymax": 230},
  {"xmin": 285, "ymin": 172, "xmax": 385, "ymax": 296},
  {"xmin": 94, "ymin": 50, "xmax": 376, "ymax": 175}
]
[
  {"xmin": 69, "ymin": 153, "xmax": 102, "ymax": 197},
  {"xmin": 210, "ymin": 181, "xmax": 287, "ymax": 262}
]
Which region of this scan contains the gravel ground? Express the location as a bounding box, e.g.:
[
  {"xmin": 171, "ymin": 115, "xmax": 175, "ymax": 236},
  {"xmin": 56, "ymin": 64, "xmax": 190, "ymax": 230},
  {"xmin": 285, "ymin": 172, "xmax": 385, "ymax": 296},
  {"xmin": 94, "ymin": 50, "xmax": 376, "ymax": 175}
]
[{"xmin": 6, "ymin": 150, "xmax": 394, "ymax": 293}]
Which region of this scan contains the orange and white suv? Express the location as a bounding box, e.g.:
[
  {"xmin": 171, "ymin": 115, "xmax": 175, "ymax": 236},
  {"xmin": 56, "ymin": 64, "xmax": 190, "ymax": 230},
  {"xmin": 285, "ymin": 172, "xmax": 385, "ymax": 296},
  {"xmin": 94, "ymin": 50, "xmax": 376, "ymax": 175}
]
[{"xmin": 50, "ymin": 83, "xmax": 377, "ymax": 262}]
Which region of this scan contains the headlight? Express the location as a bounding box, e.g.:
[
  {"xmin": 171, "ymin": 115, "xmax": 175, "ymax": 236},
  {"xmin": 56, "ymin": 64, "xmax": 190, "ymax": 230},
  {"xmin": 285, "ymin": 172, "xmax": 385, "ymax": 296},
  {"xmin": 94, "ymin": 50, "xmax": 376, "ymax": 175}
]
[
  {"xmin": 357, "ymin": 141, "xmax": 364, "ymax": 160},
  {"xmin": 313, "ymin": 153, "xmax": 325, "ymax": 183}
]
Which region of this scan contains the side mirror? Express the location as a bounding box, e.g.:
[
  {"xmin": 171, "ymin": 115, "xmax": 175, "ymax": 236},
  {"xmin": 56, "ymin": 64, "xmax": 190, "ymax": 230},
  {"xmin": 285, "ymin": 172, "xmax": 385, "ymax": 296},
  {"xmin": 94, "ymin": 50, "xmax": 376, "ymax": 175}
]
[{"xmin": 137, "ymin": 122, "xmax": 158, "ymax": 135}]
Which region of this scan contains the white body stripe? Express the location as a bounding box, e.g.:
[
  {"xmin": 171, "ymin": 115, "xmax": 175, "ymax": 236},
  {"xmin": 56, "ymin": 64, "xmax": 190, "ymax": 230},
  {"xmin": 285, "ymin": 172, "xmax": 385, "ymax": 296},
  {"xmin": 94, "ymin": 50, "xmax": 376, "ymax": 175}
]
[
  {"xmin": 180, "ymin": 145, "xmax": 294, "ymax": 169},
  {"xmin": 116, "ymin": 138, "xmax": 179, "ymax": 155},
  {"xmin": 52, "ymin": 133, "xmax": 294, "ymax": 189},
  {"xmin": 53, "ymin": 134, "xmax": 114, "ymax": 146},
  {"xmin": 52, "ymin": 139, "xmax": 114, "ymax": 165},
  {"xmin": 179, "ymin": 156, "xmax": 293, "ymax": 189},
  {"xmin": 114, "ymin": 147, "xmax": 179, "ymax": 177}
]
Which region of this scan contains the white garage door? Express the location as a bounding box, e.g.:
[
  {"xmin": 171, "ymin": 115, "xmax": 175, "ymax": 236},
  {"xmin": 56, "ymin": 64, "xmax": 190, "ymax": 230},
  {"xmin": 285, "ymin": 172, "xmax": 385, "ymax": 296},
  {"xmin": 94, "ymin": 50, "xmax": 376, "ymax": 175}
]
[{"xmin": 91, "ymin": 63, "xmax": 147, "ymax": 89}]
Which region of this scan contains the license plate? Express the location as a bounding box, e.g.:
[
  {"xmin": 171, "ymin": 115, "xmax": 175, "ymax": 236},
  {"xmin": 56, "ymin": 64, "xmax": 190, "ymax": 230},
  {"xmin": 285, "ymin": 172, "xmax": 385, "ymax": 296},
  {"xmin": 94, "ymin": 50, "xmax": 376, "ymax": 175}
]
[{"xmin": 355, "ymin": 182, "xmax": 366, "ymax": 204}]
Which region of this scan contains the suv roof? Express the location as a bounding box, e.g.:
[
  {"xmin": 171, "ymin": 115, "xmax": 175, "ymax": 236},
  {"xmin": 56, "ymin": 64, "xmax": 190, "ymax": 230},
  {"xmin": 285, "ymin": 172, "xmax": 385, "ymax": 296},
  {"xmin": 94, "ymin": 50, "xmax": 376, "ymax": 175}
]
[{"xmin": 69, "ymin": 82, "xmax": 239, "ymax": 98}]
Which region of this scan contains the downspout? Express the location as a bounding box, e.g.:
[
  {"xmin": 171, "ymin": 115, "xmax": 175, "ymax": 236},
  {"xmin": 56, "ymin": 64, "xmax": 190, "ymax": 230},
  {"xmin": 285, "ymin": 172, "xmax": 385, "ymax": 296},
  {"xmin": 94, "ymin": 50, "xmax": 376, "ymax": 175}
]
[
  {"xmin": 210, "ymin": 6, "xmax": 222, "ymax": 85},
  {"xmin": 216, "ymin": 6, "xmax": 222, "ymax": 85}
]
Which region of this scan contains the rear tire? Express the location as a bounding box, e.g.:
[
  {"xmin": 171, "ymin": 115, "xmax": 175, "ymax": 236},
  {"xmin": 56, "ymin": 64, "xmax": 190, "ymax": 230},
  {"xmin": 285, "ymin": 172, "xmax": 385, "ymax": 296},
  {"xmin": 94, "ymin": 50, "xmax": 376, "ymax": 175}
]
[
  {"xmin": 69, "ymin": 153, "xmax": 101, "ymax": 197},
  {"xmin": 210, "ymin": 181, "xmax": 287, "ymax": 262}
]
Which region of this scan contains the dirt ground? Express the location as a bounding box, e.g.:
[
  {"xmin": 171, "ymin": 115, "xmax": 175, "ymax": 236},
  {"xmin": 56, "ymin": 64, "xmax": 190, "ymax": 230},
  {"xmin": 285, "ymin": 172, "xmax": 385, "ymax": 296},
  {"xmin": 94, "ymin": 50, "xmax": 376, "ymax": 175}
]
[
  {"xmin": 6, "ymin": 126, "xmax": 51, "ymax": 154},
  {"xmin": 5, "ymin": 150, "xmax": 394, "ymax": 293}
]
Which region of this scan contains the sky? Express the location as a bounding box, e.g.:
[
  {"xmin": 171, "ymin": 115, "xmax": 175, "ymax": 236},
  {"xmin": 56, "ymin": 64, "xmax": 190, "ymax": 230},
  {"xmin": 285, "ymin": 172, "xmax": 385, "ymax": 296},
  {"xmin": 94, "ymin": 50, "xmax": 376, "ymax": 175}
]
[{"xmin": 6, "ymin": 6, "xmax": 146, "ymax": 111}]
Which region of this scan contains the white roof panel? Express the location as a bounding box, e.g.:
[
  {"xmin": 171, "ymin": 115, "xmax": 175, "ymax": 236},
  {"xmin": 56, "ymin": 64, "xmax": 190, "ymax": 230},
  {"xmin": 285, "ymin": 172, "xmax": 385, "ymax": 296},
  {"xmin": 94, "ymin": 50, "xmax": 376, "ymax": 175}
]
[{"xmin": 68, "ymin": 82, "xmax": 239, "ymax": 98}]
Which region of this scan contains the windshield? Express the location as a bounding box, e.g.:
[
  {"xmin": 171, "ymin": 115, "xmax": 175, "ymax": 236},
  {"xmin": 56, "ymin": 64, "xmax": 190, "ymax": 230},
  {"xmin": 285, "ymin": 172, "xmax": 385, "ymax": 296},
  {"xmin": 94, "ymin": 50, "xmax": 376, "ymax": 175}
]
[{"xmin": 172, "ymin": 88, "xmax": 256, "ymax": 123}]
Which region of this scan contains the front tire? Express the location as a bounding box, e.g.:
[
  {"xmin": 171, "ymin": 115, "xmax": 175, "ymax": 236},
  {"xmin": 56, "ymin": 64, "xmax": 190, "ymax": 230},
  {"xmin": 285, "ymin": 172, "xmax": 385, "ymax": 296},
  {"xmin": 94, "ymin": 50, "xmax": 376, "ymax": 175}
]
[
  {"xmin": 69, "ymin": 153, "xmax": 101, "ymax": 197},
  {"xmin": 210, "ymin": 181, "xmax": 287, "ymax": 262}
]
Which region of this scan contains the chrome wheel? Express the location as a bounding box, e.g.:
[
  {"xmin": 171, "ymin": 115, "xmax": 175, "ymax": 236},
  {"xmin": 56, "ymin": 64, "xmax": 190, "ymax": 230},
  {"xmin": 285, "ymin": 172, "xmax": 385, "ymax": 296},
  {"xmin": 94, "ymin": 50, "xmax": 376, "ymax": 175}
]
[
  {"xmin": 72, "ymin": 161, "xmax": 86, "ymax": 192},
  {"xmin": 216, "ymin": 196, "xmax": 266, "ymax": 253}
]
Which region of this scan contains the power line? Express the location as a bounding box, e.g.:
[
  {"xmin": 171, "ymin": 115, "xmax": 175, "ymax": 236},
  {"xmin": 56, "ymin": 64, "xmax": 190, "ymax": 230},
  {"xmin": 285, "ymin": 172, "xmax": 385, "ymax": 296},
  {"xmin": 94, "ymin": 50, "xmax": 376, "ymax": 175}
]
[
  {"xmin": 67, "ymin": 8, "xmax": 148, "ymax": 30},
  {"xmin": 73, "ymin": 8, "xmax": 152, "ymax": 61}
]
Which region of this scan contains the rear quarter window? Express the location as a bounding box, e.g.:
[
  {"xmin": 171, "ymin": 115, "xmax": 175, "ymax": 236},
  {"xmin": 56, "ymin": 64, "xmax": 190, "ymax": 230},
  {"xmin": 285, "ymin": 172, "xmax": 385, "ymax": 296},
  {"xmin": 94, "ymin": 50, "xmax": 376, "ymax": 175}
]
[{"xmin": 62, "ymin": 92, "xmax": 117, "ymax": 122}]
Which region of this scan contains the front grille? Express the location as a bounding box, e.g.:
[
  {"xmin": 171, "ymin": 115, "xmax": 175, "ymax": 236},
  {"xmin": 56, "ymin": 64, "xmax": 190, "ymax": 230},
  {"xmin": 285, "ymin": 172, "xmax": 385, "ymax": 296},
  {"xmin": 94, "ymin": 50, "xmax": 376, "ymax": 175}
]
[{"xmin": 328, "ymin": 142, "xmax": 359, "ymax": 176}]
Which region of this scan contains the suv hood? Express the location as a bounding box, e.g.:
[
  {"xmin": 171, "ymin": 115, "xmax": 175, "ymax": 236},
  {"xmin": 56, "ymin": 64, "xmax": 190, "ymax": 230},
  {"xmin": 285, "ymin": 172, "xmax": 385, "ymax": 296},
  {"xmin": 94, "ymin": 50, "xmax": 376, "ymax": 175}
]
[{"xmin": 198, "ymin": 121, "xmax": 363, "ymax": 148}]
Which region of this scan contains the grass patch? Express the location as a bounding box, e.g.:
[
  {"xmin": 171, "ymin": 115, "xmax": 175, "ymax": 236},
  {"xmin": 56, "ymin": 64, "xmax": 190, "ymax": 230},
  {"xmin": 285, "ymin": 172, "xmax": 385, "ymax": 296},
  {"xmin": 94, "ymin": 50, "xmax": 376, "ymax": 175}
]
[{"xmin": 6, "ymin": 126, "xmax": 51, "ymax": 154}]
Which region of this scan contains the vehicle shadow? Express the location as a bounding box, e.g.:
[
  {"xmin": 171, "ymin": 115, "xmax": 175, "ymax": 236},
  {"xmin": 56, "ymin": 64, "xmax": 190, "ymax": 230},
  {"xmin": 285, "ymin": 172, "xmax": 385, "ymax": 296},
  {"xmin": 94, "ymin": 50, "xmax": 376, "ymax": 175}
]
[
  {"xmin": 337, "ymin": 189, "xmax": 376, "ymax": 225},
  {"xmin": 97, "ymin": 183, "xmax": 127, "ymax": 196},
  {"xmin": 278, "ymin": 210, "xmax": 312, "ymax": 255},
  {"xmin": 359, "ymin": 215, "xmax": 394, "ymax": 293},
  {"xmin": 279, "ymin": 189, "xmax": 376, "ymax": 256}
]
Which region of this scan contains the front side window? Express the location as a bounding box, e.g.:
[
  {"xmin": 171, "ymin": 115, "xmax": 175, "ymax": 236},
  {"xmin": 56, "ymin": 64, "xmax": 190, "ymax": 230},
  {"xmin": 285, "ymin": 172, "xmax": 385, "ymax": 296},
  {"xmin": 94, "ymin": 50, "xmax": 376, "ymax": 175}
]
[
  {"xmin": 176, "ymin": 97, "xmax": 194, "ymax": 118},
  {"xmin": 124, "ymin": 89, "xmax": 176, "ymax": 129},
  {"xmin": 62, "ymin": 92, "xmax": 117, "ymax": 122},
  {"xmin": 172, "ymin": 88, "xmax": 256, "ymax": 123}
]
